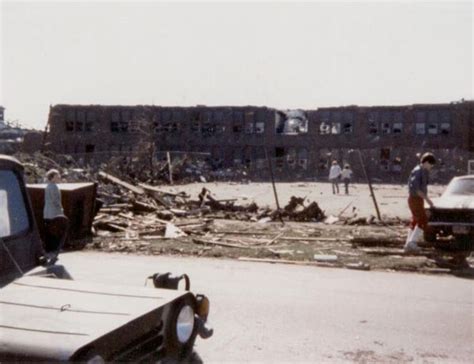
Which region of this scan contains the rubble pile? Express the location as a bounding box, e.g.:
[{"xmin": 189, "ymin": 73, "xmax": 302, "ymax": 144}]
[{"xmin": 14, "ymin": 152, "xmax": 472, "ymax": 276}]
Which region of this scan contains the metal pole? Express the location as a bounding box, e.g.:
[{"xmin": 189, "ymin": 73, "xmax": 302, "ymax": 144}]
[
  {"xmin": 265, "ymin": 147, "xmax": 284, "ymax": 225},
  {"xmin": 166, "ymin": 151, "xmax": 173, "ymax": 185},
  {"xmin": 357, "ymin": 149, "xmax": 382, "ymax": 221}
]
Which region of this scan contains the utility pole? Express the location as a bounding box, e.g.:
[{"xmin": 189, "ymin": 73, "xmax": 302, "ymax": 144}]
[{"xmin": 357, "ymin": 149, "xmax": 382, "ymax": 221}]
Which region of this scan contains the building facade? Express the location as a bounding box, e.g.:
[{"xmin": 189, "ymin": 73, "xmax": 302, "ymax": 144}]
[{"xmin": 46, "ymin": 101, "xmax": 474, "ymax": 182}]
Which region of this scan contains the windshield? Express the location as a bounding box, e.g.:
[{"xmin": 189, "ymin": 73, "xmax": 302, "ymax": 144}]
[
  {"xmin": 444, "ymin": 178, "xmax": 474, "ymax": 196},
  {"xmin": 0, "ymin": 170, "xmax": 30, "ymax": 238}
]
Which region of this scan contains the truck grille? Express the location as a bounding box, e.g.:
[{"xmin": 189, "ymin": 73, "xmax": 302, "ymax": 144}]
[{"xmin": 113, "ymin": 320, "xmax": 164, "ymax": 362}]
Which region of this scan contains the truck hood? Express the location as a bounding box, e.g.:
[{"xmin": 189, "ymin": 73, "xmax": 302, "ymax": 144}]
[
  {"xmin": 0, "ymin": 275, "xmax": 184, "ymax": 361},
  {"xmin": 433, "ymin": 195, "xmax": 474, "ymax": 210}
]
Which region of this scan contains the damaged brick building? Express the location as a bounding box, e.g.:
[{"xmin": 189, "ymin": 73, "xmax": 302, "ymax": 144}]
[{"xmin": 46, "ymin": 100, "xmax": 474, "ymax": 182}]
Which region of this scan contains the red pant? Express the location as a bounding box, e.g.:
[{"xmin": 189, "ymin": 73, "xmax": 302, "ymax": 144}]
[{"xmin": 408, "ymin": 196, "xmax": 428, "ymax": 230}]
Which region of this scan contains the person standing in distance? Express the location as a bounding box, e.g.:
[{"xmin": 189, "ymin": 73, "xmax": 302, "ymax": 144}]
[{"xmin": 328, "ymin": 160, "xmax": 342, "ymax": 194}]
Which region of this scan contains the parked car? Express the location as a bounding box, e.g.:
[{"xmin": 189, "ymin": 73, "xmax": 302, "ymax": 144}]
[
  {"xmin": 425, "ymin": 175, "xmax": 474, "ymax": 251},
  {"xmin": 0, "ymin": 155, "xmax": 212, "ymax": 362}
]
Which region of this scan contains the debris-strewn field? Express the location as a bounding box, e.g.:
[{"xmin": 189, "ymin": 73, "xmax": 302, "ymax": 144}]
[
  {"xmin": 17, "ymin": 152, "xmax": 473, "ymax": 276},
  {"xmin": 89, "ymin": 178, "xmax": 472, "ymax": 276}
]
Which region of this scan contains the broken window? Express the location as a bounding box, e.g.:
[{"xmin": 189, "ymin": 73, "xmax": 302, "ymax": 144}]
[
  {"xmin": 392, "ymin": 123, "xmax": 403, "ymax": 134},
  {"xmin": 368, "ymin": 112, "xmax": 378, "ymax": 134},
  {"xmin": 75, "ymin": 121, "xmax": 84, "ymax": 132},
  {"xmin": 202, "ymin": 121, "xmax": 215, "ymax": 137},
  {"xmin": 129, "ymin": 120, "xmax": 140, "ymax": 133},
  {"xmin": 319, "ymin": 120, "xmax": 331, "ymax": 135},
  {"xmin": 66, "ymin": 121, "xmax": 74, "ymax": 132},
  {"xmin": 245, "ymin": 122, "xmax": 254, "ymax": 134},
  {"xmin": 415, "ymin": 123, "xmax": 426, "ymax": 135},
  {"xmin": 392, "ymin": 157, "xmax": 402, "ymax": 173},
  {"xmin": 119, "ymin": 121, "xmax": 129, "ymax": 132},
  {"xmin": 275, "ymin": 147, "xmax": 285, "ymax": 165},
  {"xmin": 233, "ymin": 148, "xmax": 243, "ymax": 165},
  {"xmin": 153, "ymin": 122, "xmax": 161, "ymax": 134},
  {"xmin": 243, "ymin": 147, "xmax": 253, "ymax": 168},
  {"xmin": 427, "ymin": 123, "xmax": 438, "ymax": 135},
  {"xmin": 85, "ymin": 144, "xmax": 95, "ymax": 153},
  {"xmin": 232, "ymin": 111, "xmax": 244, "ymax": 134},
  {"xmin": 330, "ymin": 111, "xmax": 342, "ymax": 134},
  {"xmin": 233, "ymin": 124, "xmax": 243, "ymax": 133},
  {"xmin": 275, "ymin": 110, "xmax": 308, "ymax": 134},
  {"xmin": 286, "ymin": 148, "xmax": 297, "ymax": 168},
  {"xmin": 381, "ymin": 122, "xmax": 391, "ymax": 134},
  {"xmin": 298, "ymin": 148, "xmax": 308, "ymax": 169},
  {"xmin": 380, "ymin": 148, "xmax": 391, "ymax": 171},
  {"xmin": 342, "ymin": 112, "xmax": 353, "ymax": 134},
  {"xmin": 245, "ymin": 111, "xmax": 255, "ymax": 121},
  {"xmin": 191, "ymin": 121, "xmax": 201, "ymax": 134},
  {"xmin": 85, "ymin": 121, "xmax": 93, "ymax": 132},
  {"xmin": 331, "ymin": 123, "xmax": 341, "ymax": 134},
  {"xmin": 440, "ymin": 122, "xmax": 451, "ymax": 135},
  {"xmin": 255, "ymin": 122, "xmax": 265, "ymax": 134},
  {"xmin": 111, "ymin": 122, "xmax": 119, "ymax": 132},
  {"xmin": 342, "ymin": 123, "xmax": 352, "ymax": 134}
]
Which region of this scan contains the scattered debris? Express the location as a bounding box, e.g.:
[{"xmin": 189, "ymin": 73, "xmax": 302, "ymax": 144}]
[{"xmin": 12, "ymin": 152, "xmax": 472, "ymax": 277}]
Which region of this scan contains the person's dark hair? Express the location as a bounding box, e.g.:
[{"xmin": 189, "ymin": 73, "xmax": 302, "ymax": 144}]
[{"xmin": 420, "ymin": 152, "xmax": 436, "ymax": 165}]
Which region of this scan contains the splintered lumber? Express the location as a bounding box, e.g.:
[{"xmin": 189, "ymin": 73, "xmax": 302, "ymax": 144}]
[
  {"xmin": 277, "ymin": 237, "xmax": 343, "ymax": 242},
  {"xmin": 238, "ymin": 257, "xmax": 341, "ymax": 268},
  {"xmin": 138, "ymin": 183, "xmax": 186, "ymax": 197},
  {"xmin": 360, "ymin": 248, "xmax": 405, "ymax": 256},
  {"xmin": 99, "ymin": 207, "xmax": 123, "ymax": 214},
  {"xmin": 99, "ymin": 171, "xmax": 145, "ymax": 195},
  {"xmin": 192, "ymin": 238, "xmax": 251, "ymax": 249},
  {"xmin": 351, "ymin": 236, "xmax": 404, "ymax": 247},
  {"xmin": 215, "ymin": 231, "xmax": 271, "ymax": 236},
  {"xmin": 266, "ymin": 232, "xmax": 285, "ymax": 246},
  {"xmin": 132, "ymin": 200, "xmax": 157, "ymax": 213}
]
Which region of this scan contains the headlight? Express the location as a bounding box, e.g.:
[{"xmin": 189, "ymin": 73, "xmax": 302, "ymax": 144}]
[
  {"xmin": 176, "ymin": 305, "xmax": 195, "ymax": 344},
  {"xmin": 86, "ymin": 355, "xmax": 105, "ymax": 364}
]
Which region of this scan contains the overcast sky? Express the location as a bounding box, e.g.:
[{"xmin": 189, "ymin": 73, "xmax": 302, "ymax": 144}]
[{"xmin": 0, "ymin": 0, "xmax": 472, "ymax": 129}]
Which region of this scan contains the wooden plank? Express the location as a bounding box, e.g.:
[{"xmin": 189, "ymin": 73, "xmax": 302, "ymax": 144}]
[
  {"xmin": 278, "ymin": 237, "xmax": 343, "ymax": 242},
  {"xmin": 99, "ymin": 171, "xmax": 145, "ymax": 195},
  {"xmin": 238, "ymin": 257, "xmax": 341, "ymax": 268},
  {"xmin": 265, "ymin": 232, "xmax": 285, "ymax": 246},
  {"xmin": 192, "ymin": 238, "xmax": 251, "ymax": 249},
  {"xmin": 138, "ymin": 183, "xmax": 185, "ymax": 197}
]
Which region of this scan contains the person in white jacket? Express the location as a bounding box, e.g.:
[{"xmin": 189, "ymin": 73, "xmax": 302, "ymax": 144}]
[
  {"xmin": 43, "ymin": 169, "xmax": 68, "ymax": 259},
  {"xmin": 328, "ymin": 160, "xmax": 342, "ymax": 194}
]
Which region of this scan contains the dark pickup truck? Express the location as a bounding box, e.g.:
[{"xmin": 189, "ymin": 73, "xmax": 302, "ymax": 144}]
[{"xmin": 0, "ymin": 155, "xmax": 212, "ymax": 362}]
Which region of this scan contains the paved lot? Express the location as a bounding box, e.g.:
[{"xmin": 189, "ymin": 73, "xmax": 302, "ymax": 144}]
[
  {"xmin": 157, "ymin": 182, "xmax": 446, "ymax": 219},
  {"xmin": 60, "ymin": 252, "xmax": 474, "ymax": 363}
]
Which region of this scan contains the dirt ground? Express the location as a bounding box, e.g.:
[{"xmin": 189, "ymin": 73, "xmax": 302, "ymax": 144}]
[{"xmin": 87, "ymin": 181, "xmax": 474, "ymax": 276}]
